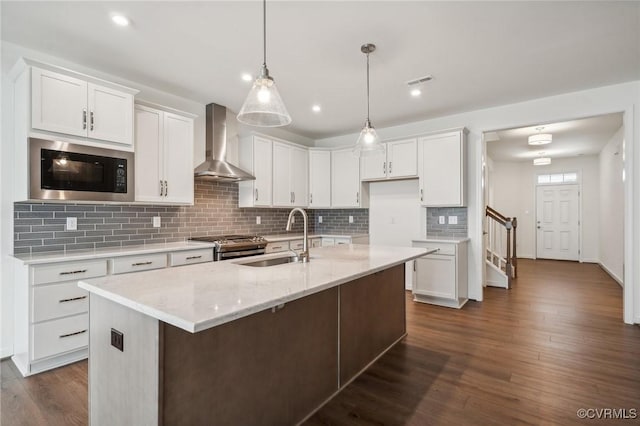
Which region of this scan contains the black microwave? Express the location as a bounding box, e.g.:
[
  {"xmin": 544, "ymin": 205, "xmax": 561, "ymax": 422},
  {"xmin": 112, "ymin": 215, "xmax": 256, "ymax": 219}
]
[{"xmin": 29, "ymin": 138, "xmax": 135, "ymax": 202}]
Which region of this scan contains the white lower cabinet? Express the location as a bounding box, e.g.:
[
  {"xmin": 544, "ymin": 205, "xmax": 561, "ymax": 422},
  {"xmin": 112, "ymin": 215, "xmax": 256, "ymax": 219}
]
[
  {"xmin": 412, "ymin": 240, "xmax": 468, "ymax": 308},
  {"xmin": 12, "ymin": 246, "xmax": 215, "ymax": 376}
]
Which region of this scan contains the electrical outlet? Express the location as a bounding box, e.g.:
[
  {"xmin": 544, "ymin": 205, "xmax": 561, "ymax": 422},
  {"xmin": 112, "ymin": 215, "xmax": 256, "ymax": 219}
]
[
  {"xmin": 111, "ymin": 328, "xmax": 124, "ymax": 352},
  {"xmin": 448, "ymin": 216, "xmax": 458, "ymax": 225},
  {"xmin": 153, "ymin": 216, "xmax": 161, "ymax": 228},
  {"xmin": 439, "ymin": 216, "xmax": 445, "ymax": 225},
  {"xmin": 66, "ymin": 217, "xmax": 77, "ymax": 231},
  {"xmin": 318, "ymin": 216, "xmax": 323, "ymax": 223},
  {"xmin": 256, "ymin": 216, "xmax": 261, "ymax": 225},
  {"xmin": 349, "ymin": 215, "xmax": 354, "ymax": 224},
  {"xmin": 291, "ymin": 216, "xmax": 295, "ymax": 224}
]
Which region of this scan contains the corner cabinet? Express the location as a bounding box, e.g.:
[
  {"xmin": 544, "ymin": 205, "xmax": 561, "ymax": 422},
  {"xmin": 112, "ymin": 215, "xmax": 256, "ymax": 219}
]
[
  {"xmin": 360, "ymin": 138, "xmax": 417, "ymax": 181},
  {"xmin": 272, "ymin": 141, "xmax": 308, "ymax": 207},
  {"xmin": 331, "ymin": 148, "xmax": 368, "ymax": 208},
  {"xmin": 418, "ymin": 129, "xmax": 467, "ymax": 206},
  {"xmin": 134, "ymin": 104, "xmax": 195, "ymax": 205},
  {"xmin": 412, "ymin": 240, "xmax": 468, "ymax": 308},
  {"xmin": 16, "ymin": 59, "xmax": 138, "ymax": 148},
  {"xmin": 239, "ymin": 136, "xmax": 273, "ymax": 207},
  {"xmin": 308, "ymin": 150, "xmax": 331, "ymax": 208}
]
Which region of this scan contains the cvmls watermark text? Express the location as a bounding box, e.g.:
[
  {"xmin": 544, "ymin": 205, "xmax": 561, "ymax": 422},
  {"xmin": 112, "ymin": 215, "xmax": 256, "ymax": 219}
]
[{"xmin": 577, "ymin": 408, "xmax": 637, "ymax": 420}]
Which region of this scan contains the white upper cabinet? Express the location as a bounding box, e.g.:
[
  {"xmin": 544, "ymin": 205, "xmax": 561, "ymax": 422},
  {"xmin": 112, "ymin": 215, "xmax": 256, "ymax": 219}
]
[
  {"xmin": 331, "ymin": 148, "xmax": 368, "ymax": 208},
  {"xmin": 360, "ymin": 138, "xmax": 417, "ymax": 181},
  {"xmin": 418, "ymin": 129, "xmax": 467, "ymax": 207},
  {"xmin": 308, "ymin": 150, "xmax": 331, "ymax": 208},
  {"xmin": 239, "ymin": 136, "xmax": 273, "ymax": 207},
  {"xmin": 272, "ymin": 142, "xmax": 292, "ymax": 206},
  {"xmin": 134, "ymin": 104, "xmax": 194, "ymax": 205},
  {"xmin": 290, "ymin": 145, "xmax": 309, "ymax": 207},
  {"xmin": 27, "ymin": 63, "xmax": 137, "ymax": 147}
]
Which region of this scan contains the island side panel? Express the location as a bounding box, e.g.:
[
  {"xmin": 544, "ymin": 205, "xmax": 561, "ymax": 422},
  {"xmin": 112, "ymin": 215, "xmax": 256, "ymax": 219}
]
[
  {"xmin": 161, "ymin": 287, "xmax": 339, "ymax": 426},
  {"xmin": 89, "ymin": 294, "xmax": 161, "ymax": 426},
  {"xmin": 339, "ymin": 264, "xmax": 406, "ymax": 385}
]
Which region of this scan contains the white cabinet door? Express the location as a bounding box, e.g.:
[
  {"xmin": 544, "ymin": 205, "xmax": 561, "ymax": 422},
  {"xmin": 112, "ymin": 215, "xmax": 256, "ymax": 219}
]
[
  {"xmin": 272, "ymin": 142, "xmax": 292, "ymax": 206},
  {"xmin": 414, "ymin": 255, "xmax": 456, "ymax": 299},
  {"xmin": 163, "ymin": 112, "xmax": 194, "ymax": 204},
  {"xmin": 331, "ymin": 149, "xmax": 361, "ymax": 207},
  {"xmin": 134, "ymin": 105, "xmax": 164, "ymax": 202},
  {"xmin": 387, "ymin": 138, "xmax": 417, "ymax": 178},
  {"xmin": 360, "ymin": 145, "xmax": 386, "ymax": 180},
  {"xmin": 418, "ymin": 131, "xmax": 465, "ymax": 206},
  {"xmin": 290, "ymin": 145, "xmax": 308, "ymax": 207},
  {"xmin": 87, "ymin": 83, "xmax": 133, "ymax": 145},
  {"xmin": 31, "ymin": 68, "xmax": 88, "ymax": 137},
  {"xmin": 309, "ymin": 150, "xmax": 331, "ymax": 208},
  {"xmin": 253, "ymin": 137, "xmax": 273, "ymax": 207}
]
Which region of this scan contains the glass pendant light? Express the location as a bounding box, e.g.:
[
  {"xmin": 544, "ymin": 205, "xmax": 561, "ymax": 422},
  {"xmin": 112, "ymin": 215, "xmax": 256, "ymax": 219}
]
[
  {"xmin": 237, "ymin": 0, "xmax": 291, "ymax": 127},
  {"xmin": 353, "ymin": 43, "xmax": 384, "ymax": 156}
]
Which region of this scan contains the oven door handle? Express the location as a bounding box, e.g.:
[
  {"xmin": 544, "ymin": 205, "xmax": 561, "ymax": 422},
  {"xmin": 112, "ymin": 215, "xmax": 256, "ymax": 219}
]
[{"xmin": 217, "ymin": 249, "xmax": 266, "ymax": 260}]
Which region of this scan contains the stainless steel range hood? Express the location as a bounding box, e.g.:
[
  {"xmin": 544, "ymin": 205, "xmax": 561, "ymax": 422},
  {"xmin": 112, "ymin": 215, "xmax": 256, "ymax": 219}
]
[{"xmin": 194, "ymin": 103, "xmax": 255, "ymax": 181}]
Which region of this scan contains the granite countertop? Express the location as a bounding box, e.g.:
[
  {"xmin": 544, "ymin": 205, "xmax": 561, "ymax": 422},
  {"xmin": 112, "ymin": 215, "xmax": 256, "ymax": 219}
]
[
  {"xmin": 79, "ymin": 244, "xmax": 427, "ymax": 334},
  {"xmin": 12, "ymin": 241, "xmax": 217, "ymax": 265},
  {"xmin": 412, "ymin": 235, "xmax": 470, "ymax": 244},
  {"xmin": 263, "ymin": 233, "xmax": 369, "ymax": 242}
]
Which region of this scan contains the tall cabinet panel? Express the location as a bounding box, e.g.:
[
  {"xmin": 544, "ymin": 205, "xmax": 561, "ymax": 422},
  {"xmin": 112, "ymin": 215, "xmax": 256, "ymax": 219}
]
[
  {"xmin": 163, "ymin": 113, "xmax": 194, "ymax": 204},
  {"xmin": 308, "ymin": 150, "xmax": 331, "ymax": 208},
  {"xmin": 239, "ymin": 136, "xmax": 273, "ymax": 207}
]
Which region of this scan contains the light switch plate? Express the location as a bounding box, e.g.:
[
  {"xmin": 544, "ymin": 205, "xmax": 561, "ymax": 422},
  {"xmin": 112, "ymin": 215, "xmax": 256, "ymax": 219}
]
[
  {"xmin": 349, "ymin": 215, "xmax": 354, "ymax": 224},
  {"xmin": 256, "ymin": 216, "xmax": 261, "ymax": 225},
  {"xmin": 438, "ymin": 216, "xmax": 445, "ymax": 225},
  {"xmin": 448, "ymin": 216, "xmax": 458, "ymax": 225},
  {"xmin": 153, "ymin": 216, "xmax": 161, "ymax": 228},
  {"xmin": 66, "ymin": 217, "xmax": 77, "ymax": 231}
]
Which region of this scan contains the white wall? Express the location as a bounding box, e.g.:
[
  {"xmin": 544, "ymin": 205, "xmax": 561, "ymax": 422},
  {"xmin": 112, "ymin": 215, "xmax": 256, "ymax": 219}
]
[
  {"xmin": 491, "ymin": 156, "xmax": 600, "ymax": 262},
  {"xmin": 599, "ymin": 127, "xmax": 625, "ymax": 284},
  {"xmin": 317, "ymin": 81, "xmax": 639, "ymax": 324}
]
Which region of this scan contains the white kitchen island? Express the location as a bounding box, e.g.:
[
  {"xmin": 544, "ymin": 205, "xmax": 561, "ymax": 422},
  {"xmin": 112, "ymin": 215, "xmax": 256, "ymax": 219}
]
[{"xmin": 79, "ymin": 244, "xmax": 429, "ymax": 426}]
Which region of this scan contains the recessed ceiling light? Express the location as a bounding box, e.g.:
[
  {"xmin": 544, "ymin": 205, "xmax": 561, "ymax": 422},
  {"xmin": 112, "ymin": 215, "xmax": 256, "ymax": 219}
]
[
  {"xmin": 241, "ymin": 73, "xmax": 253, "ymax": 82},
  {"xmin": 111, "ymin": 15, "xmax": 130, "ymax": 27},
  {"xmin": 312, "ymin": 105, "xmax": 321, "ymax": 112},
  {"xmin": 410, "ymin": 88, "xmax": 422, "ymax": 97}
]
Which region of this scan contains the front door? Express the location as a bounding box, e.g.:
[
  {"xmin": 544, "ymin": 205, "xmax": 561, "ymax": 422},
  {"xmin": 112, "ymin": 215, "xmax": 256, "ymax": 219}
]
[{"xmin": 536, "ymin": 184, "xmax": 580, "ymax": 261}]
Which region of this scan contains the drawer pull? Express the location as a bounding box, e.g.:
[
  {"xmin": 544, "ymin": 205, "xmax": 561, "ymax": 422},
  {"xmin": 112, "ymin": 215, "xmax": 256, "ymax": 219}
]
[
  {"xmin": 272, "ymin": 246, "xmax": 282, "ymax": 250},
  {"xmin": 186, "ymin": 255, "xmax": 202, "ymax": 260},
  {"xmin": 59, "ymin": 269, "xmax": 88, "ymax": 276},
  {"xmin": 59, "ymin": 295, "xmax": 88, "ymax": 303},
  {"xmin": 59, "ymin": 329, "xmax": 87, "ymax": 339},
  {"xmin": 132, "ymin": 261, "xmax": 153, "ymax": 266}
]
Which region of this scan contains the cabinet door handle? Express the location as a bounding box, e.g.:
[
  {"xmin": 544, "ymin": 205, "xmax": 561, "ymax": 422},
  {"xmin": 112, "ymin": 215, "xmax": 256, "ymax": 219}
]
[
  {"xmin": 413, "ymin": 260, "xmax": 416, "ymax": 271},
  {"xmin": 310, "ymin": 193, "xmax": 313, "ymax": 204},
  {"xmin": 132, "ymin": 261, "xmax": 153, "ymax": 266},
  {"xmin": 90, "ymin": 111, "xmax": 95, "ymax": 131},
  {"xmin": 356, "ymin": 191, "xmax": 359, "ymax": 204},
  {"xmin": 186, "ymin": 255, "xmax": 202, "ymax": 260},
  {"xmin": 255, "ymin": 188, "xmax": 259, "ymax": 201},
  {"xmin": 420, "ymin": 188, "xmax": 423, "ymax": 202},
  {"xmin": 383, "ymin": 162, "xmax": 386, "ymax": 174},
  {"xmin": 389, "ymin": 161, "xmax": 392, "ymax": 174},
  {"xmin": 59, "ymin": 269, "xmax": 87, "ymax": 276},
  {"xmin": 160, "ymin": 180, "xmax": 164, "ymax": 196},
  {"xmin": 82, "ymin": 109, "xmax": 87, "ymax": 130},
  {"xmin": 293, "ymin": 192, "xmax": 295, "ymax": 203},
  {"xmin": 59, "ymin": 329, "xmax": 87, "ymax": 339},
  {"xmin": 164, "ymin": 180, "xmax": 168, "ymax": 197},
  {"xmin": 59, "ymin": 295, "xmax": 88, "ymax": 303}
]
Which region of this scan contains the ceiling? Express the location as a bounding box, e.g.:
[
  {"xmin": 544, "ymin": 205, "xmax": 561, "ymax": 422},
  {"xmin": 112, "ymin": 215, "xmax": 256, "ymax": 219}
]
[
  {"xmin": 486, "ymin": 112, "xmax": 623, "ymax": 162},
  {"xmin": 2, "ymin": 1, "xmax": 639, "ymax": 140}
]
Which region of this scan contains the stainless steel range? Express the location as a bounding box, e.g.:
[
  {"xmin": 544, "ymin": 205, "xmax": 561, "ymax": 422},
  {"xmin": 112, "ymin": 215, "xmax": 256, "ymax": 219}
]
[{"xmin": 189, "ymin": 235, "xmax": 267, "ymax": 261}]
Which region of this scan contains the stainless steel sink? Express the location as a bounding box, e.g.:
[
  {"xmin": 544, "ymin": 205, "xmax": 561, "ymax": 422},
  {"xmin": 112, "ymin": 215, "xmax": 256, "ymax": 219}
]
[{"xmin": 239, "ymin": 255, "xmax": 300, "ymax": 267}]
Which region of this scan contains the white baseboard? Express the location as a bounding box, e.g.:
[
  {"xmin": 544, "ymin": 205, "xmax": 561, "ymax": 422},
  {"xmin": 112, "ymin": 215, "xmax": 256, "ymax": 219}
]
[
  {"xmin": 581, "ymin": 258, "xmax": 599, "ymax": 264},
  {"xmin": 599, "ymin": 262, "xmax": 623, "ymax": 286},
  {"xmin": 517, "ymin": 254, "xmax": 535, "ymax": 259}
]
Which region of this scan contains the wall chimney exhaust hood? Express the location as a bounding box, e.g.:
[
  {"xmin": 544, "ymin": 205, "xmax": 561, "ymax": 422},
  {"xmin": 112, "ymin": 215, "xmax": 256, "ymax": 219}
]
[{"xmin": 194, "ymin": 104, "xmax": 255, "ymax": 181}]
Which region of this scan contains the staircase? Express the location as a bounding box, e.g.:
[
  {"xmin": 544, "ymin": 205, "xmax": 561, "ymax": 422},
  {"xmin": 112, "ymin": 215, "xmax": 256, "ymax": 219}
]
[{"xmin": 485, "ymin": 206, "xmax": 517, "ymax": 289}]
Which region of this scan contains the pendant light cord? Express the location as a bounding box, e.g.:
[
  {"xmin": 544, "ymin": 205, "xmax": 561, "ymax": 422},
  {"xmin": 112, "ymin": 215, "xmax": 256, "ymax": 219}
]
[
  {"xmin": 263, "ymin": 0, "xmax": 267, "ymax": 67},
  {"xmin": 366, "ymin": 51, "xmax": 370, "ymax": 121}
]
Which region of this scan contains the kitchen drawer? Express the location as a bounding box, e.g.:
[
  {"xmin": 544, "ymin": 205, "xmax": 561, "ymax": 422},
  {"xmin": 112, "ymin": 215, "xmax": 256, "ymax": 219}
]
[
  {"xmin": 321, "ymin": 238, "xmax": 335, "ymax": 246},
  {"xmin": 32, "ymin": 282, "xmax": 88, "ymax": 323},
  {"xmin": 413, "ymin": 242, "xmax": 456, "ymax": 256},
  {"xmin": 334, "ymin": 237, "xmax": 351, "ymax": 245},
  {"xmin": 110, "ymin": 253, "xmax": 167, "ymax": 275},
  {"xmin": 311, "ymin": 238, "xmax": 322, "ymax": 248},
  {"xmin": 32, "ymin": 313, "xmax": 88, "ymax": 361},
  {"xmin": 32, "ymin": 259, "xmax": 107, "ymax": 286},
  {"xmin": 289, "ymin": 240, "xmax": 305, "ymax": 251},
  {"xmin": 265, "ymin": 242, "xmax": 288, "ymax": 253},
  {"xmin": 169, "ymin": 249, "xmax": 214, "ymax": 267}
]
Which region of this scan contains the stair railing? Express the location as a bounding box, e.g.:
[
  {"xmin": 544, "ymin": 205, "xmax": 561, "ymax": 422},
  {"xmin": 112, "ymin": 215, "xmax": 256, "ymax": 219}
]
[{"xmin": 485, "ymin": 206, "xmax": 518, "ymax": 288}]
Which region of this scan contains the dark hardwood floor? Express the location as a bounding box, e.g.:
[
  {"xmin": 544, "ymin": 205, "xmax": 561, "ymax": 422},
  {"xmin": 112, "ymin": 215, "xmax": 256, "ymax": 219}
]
[{"xmin": 2, "ymin": 259, "xmax": 639, "ymax": 425}]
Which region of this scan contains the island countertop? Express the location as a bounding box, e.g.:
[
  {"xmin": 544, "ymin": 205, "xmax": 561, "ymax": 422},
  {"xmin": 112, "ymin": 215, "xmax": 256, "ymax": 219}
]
[{"xmin": 78, "ymin": 244, "xmax": 428, "ymax": 333}]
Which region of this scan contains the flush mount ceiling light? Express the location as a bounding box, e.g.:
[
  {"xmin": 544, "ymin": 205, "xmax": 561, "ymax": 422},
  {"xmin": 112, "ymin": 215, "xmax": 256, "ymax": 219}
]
[
  {"xmin": 533, "ymin": 154, "xmax": 551, "ymax": 166},
  {"xmin": 353, "ymin": 43, "xmax": 384, "ymax": 157},
  {"xmin": 528, "ymin": 127, "xmax": 553, "ymax": 145},
  {"xmin": 111, "ymin": 14, "xmax": 130, "ymax": 27},
  {"xmin": 237, "ymin": 0, "xmax": 291, "ymax": 127}
]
